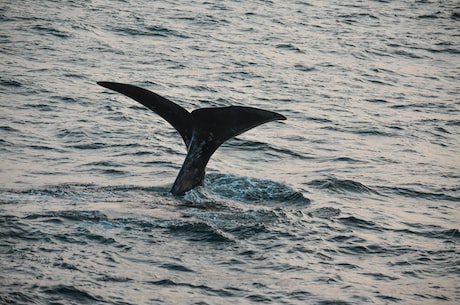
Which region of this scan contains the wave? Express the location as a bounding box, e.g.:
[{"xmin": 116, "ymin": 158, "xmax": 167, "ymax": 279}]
[
  {"xmin": 31, "ymin": 24, "xmax": 72, "ymax": 39},
  {"xmin": 185, "ymin": 173, "xmax": 310, "ymax": 206},
  {"xmin": 335, "ymin": 215, "xmax": 459, "ymax": 243},
  {"xmin": 148, "ymin": 279, "xmax": 240, "ymax": 298},
  {"xmin": 24, "ymin": 210, "xmax": 109, "ymax": 222},
  {"xmin": 109, "ymin": 25, "xmax": 189, "ymax": 38},
  {"xmin": 41, "ymin": 285, "xmax": 103, "ymax": 303},
  {"xmin": 167, "ymin": 221, "xmax": 235, "ymax": 242},
  {"xmin": 320, "ymin": 125, "xmax": 398, "ymax": 137},
  {"xmin": 377, "ymin": 186, "xmax": 460, "ymax": 202},
  {"xmin": 308, "ymin": 178, "xmax": 379, "ymax": 195},
  {"xmin": 338, "ymin": 216, "xmax": 383, "ymax": 231},
  {"xmin": 308, "ymin": 178, "xmax": 460, "ymax": 202}
]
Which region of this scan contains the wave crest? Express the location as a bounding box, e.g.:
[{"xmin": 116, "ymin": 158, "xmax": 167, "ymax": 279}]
[{"xmin": 184, "ymin": 173, "xmax": 310, "ymax": 205}]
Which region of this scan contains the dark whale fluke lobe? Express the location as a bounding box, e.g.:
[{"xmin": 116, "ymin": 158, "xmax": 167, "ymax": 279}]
[
  {"xmin": 97, "ymin": 82, "xmax": 192, "ymax": 145},
  {"xmin": 97, "ymin": 81, "xmax": 286, "ymax": 195}
]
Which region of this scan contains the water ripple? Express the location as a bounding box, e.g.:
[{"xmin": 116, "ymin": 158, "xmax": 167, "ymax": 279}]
[{"xmin": 1, "ymin": 0, "xmax": 459, "ymax": 304}]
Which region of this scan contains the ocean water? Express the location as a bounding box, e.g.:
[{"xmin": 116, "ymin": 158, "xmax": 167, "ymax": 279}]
[{"xmin": 1, "ymin": 0, "xmax": 459, "ymax": 304}]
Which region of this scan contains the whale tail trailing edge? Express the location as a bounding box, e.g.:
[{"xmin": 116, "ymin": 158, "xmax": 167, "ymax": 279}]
[
  {"xmin": 97, "ymin": 81, "xmax": 192, "ymax": 146},
  {"xmin": 97, "ymin": 81, "xmax": 286, "ymax": 195}
]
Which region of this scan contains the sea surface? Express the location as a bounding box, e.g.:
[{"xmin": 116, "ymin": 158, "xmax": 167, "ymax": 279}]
[{"xmin": 1, "ymin": 0, "xmax": 459, "ymax": 304}]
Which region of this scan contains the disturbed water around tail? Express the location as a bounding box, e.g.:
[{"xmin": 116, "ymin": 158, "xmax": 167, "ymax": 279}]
[{"xmin": 1, "ymin": 1, "xmax": 459, "ymax": 304}]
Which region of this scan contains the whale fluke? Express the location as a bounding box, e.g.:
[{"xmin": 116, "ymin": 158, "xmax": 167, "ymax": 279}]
[{"xmin": 97, "ymin": 81, "xmax": 286, "ymax": 195}]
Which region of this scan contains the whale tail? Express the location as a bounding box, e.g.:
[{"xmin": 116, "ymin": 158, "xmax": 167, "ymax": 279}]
[{"xmin": 97, "ymin": 82, "xmax": 286, "ymax": 195}]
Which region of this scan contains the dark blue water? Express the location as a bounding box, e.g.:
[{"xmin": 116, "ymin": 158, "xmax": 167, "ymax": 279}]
[{"xmin": 1, "ymin": 1, "xmax": 459, "ymax": 304}]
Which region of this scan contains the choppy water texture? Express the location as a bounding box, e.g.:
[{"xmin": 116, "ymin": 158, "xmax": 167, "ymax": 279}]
[{"xmin": 1, "ymin": 1, "xmax": 459, "ymax": 304}]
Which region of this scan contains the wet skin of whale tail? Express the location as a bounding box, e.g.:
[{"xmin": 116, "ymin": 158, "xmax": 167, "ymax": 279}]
[{"xmin": 97, "ymin": 82, "xmax": 286, "ymax": 195}]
